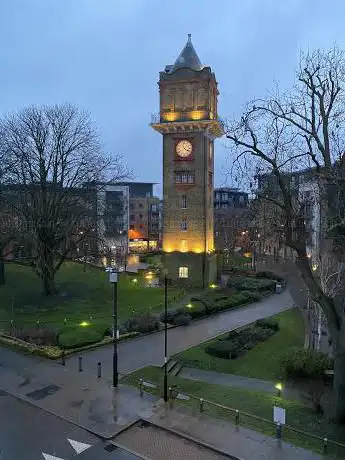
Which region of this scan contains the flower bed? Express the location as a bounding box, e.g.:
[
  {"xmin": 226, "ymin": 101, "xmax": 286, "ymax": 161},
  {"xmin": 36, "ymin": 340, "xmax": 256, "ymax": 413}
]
[{"xmin": 205, "ymin": 318, "xmax": 280, "ymax": 360}]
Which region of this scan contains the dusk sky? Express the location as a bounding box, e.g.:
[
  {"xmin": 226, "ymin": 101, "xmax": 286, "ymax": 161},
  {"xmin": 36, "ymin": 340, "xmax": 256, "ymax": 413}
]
[{"xmin": 2, "ymin": 1, "xmax": 345, "ymax": 196}]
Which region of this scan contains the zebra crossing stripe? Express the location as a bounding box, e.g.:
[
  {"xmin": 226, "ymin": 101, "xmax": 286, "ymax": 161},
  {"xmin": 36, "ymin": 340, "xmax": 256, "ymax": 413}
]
[
  {"xmin": 67, "ymin": 438, "xmax": 92, "ymax": 454},
  {"xmin": 42, "ymin": 454, "xmax": 65, "ymax": 460}
]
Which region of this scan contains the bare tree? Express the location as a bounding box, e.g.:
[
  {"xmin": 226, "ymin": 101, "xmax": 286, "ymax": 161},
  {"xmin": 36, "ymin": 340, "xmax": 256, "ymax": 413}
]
[
  {"xmin": 215, "ymin": 207, "xmax": 249, "ymax": 252},
  {"xmin": 0, "ymin": 103, "xmax": 128, "ymax": 295},
  {"xmin": 226, "ymin": 47, "xmax": 345, "ymax": 423}
]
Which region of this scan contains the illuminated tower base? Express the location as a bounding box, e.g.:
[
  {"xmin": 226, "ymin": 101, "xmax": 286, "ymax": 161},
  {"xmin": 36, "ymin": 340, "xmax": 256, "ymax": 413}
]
[{"xmin": 163, "ymin": 251, "xmax": 217, "ymax": 288}]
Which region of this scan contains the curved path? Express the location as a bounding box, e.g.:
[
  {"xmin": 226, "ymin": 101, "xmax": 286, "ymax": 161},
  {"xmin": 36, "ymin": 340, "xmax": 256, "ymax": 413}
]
[{"xmin": 65, "ymin": 290, "xmax": 294, "ymax": 377}]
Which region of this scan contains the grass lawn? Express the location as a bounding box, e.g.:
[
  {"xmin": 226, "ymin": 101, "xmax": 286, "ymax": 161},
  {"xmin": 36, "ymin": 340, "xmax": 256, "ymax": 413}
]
[
  {"xmin": 122, "ymin": 366, "xmax": 345, "ymax": 457},
  {"xmin": 0, "ymin": 262, "xmax": 183, "ymax": 329},
  {"xmin": 174, "ymin": 308, "xmax": 305, "ymax": 381}
]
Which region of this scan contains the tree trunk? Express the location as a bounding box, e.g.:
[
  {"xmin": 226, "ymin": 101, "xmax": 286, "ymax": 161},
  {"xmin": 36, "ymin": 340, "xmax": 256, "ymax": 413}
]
[
  {"xmin": 332, "ymin": 343, "xmax": 345, "ymax": 423},
  {"xmin": 39, "ymin": 248, "xmax": 57, "ymax": 295},
  {"xmin": 0, "ymin": 256, "xmax": 5, "ymax": 285},
  {"xmin": 42, "ymin": 270, "xmax": 57, "ymax": 296}
]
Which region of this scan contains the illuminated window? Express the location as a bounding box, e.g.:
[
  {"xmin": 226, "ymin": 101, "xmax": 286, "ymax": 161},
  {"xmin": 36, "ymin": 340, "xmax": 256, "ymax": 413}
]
[
  {"xmin": 181, "ymin": 239, "xmax": 188, "ymax": 252},
  {"xmin": 179, "ymin": 266, "xmax": 189, "ymax": 278},
  {"xmin": 181, "ymin": 195, "xmax": 187, "ymax": 209},
  {"xmin": 180, "ymin": 219, "xmax": 188, "ymax": 231}
]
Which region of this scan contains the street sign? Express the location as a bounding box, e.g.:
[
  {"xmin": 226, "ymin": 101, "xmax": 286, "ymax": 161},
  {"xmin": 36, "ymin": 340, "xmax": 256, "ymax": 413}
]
[
  {"xmin": 273, "ymin": 406, "xmax": 286, "ymax": 425},
  {"xmin": 109, "ymin": 272, "xmax": 118, "ymax": 283}
]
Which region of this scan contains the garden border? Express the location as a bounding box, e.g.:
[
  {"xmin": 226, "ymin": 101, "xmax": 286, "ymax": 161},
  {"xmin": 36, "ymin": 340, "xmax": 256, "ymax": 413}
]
[{"xmin": 0, "ymin": 289, "xmax": 278, "ymax": 360}]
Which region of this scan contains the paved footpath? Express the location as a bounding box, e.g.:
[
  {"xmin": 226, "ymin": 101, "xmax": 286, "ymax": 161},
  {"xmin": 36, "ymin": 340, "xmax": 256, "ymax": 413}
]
[
  {"xmin": 65, "ymin": 290, "xmax": 295, "ymax": 378},
  {"xmin": 179, "ymin": 367, "xmax": 305, "ymax": 402}
]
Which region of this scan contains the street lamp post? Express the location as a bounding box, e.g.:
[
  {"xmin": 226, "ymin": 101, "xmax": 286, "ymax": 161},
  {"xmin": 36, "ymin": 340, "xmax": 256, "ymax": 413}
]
[
  {"xmin": 164, "ymin": 274, "xmax": 168, "ymax": 402},
  {"xmin": 108, "ymin": 268, "xmax": 118, "ymax": 388}
]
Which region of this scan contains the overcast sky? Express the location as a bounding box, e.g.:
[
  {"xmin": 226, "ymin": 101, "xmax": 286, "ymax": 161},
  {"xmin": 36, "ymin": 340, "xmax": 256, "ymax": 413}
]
[{"xmin": 2, "ymin": 0, "xmax": 345, "ymax": 196}]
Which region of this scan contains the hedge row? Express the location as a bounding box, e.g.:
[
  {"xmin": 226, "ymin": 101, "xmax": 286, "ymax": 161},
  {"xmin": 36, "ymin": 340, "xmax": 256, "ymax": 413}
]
[
  {"xmin": 230, "ymin": 277, "xmax": 276, "ymax": 292},
  {"xmin": 160, "ymin": 291, "xmax": 260, "ymax": 325},
  {"xmin": 205, "ymin": 319, "xmax": 279, "ymax": 360},
  {"xmin": 6, "ymin": 312, "xmax": 162, "ymax": 350},
  {"xmin": 280, "ymin": 348, "xmax": 334, "ymax": 379}
]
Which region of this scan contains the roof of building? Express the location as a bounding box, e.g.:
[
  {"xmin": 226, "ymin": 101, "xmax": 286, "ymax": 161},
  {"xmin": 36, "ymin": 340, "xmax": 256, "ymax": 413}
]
[
  {"xmin": 169, "ymin": 34, "xmax": 204, "ymax": 73},
  {"xmin": 116, "ymin": 181, "xmax": 158, "ymax": 186},
  {"xmin": 214, "ymin": 187, "xmax": 248, "ymax": 195}
]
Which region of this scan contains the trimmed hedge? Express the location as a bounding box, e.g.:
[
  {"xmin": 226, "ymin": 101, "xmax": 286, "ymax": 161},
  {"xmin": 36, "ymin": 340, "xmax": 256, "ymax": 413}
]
[
  {"xmin": 172, "ymin": 314, "xmax": 191, "ymax": 326},
  {"xmin": 256, "ymin": 270, "xmax": 284, "ymax": 282},
  {"xmin": 178, "ymin": 302, "xmax": 206, "ymax": 319},
  {"xmin": 280, "ymin": 348, "xmax": 334, "ymax": 379},
  {"xmin": 206, "ymin": 324, "xmax": 277, "ymax": 360},
  {"xmin": 255, "ymin": 318, "xmax": 280, "ymax": 331},
  {"xmin": 161, "ymin": 289, "xmax": 259, "ymax": 325},
  {"xmin": 123, "ymin": 313, "xmax": 160, "ymax": 334},
  {"xmin": 231, "ymin": 277, "xmax": 276, "ymax": 292}
]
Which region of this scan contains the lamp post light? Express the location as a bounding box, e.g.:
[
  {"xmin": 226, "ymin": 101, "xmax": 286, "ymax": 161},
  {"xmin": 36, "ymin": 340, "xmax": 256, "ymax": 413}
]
[
  {"xmin": 163, "ymin": 272, "xmax": 168, "ymax": 402},
  {"xmin": 107, "ymin": 267, "xmax": 119, "ymax": 388}
]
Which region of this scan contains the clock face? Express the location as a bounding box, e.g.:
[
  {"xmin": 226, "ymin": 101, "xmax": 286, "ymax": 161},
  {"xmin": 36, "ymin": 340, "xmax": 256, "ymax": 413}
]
[{"xmin": 176, "ymin": 140, "xmax": 193, "ymax": 158}]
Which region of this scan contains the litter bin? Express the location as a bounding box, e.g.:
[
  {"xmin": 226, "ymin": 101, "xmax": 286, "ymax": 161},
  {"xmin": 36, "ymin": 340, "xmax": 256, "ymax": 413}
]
[{"xmin": 275, "ymin": 283, "xmax": 283, "ymax": 294}]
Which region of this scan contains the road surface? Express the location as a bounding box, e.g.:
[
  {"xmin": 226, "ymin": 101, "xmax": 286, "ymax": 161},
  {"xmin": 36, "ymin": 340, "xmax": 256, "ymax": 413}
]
[{"xmin": 0, "ymin": 391, "xmax": 99, "ymax": 460}]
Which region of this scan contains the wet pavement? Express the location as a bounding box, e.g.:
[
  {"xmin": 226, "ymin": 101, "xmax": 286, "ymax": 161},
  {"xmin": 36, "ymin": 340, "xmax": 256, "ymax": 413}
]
[{"xmin": 0, "ymin": 391, "xmax": 100, "ymax": 460}]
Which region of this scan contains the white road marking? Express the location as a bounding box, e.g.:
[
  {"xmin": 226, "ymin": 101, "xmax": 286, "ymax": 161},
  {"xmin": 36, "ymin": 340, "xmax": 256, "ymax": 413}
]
[{"xmin": 67, "ymin": 438, "xmax": 92, "ymax": 454}]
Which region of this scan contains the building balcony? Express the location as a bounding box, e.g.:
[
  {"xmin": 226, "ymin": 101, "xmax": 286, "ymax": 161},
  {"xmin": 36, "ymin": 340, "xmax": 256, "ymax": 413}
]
[{"xmin": 151, "ymin": 110, "xmax": 222, "ymax": 124}]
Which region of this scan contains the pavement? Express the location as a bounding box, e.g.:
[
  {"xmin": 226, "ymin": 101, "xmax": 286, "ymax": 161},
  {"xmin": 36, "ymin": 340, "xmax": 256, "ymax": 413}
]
[{"xmin": 149, "ymin": 404, "xmax": 322, "ymax": 460}]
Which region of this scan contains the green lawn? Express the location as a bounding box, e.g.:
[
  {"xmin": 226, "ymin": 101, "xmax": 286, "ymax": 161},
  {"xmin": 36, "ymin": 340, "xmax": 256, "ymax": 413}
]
[
  {"xmin": 174, "ymin": 308, "xmax": 305, "ymax": 381},
  {"xmin": 122, "ymin": 366, "xmax": 345, "ymax": 457},
  {"xmin": 0, "ymin": 262, "xmax": 183, "ymax": 329}
]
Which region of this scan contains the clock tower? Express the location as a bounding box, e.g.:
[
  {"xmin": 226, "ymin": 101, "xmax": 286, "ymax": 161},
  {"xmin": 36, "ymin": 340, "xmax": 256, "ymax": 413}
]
[{"xmin": 151, "ymin": 35, "xmax": 223, "ymax": 287}]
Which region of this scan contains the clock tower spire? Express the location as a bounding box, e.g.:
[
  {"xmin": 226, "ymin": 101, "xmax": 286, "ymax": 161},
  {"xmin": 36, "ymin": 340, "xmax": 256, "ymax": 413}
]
[{"xmin": 151, "ymin": 36, "xmax": 223, "ymax": 287}]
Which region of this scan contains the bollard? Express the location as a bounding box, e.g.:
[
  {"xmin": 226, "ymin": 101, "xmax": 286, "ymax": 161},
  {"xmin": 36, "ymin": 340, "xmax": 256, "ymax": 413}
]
[
  {"xmin": 36, "ymin": 320, "xmax": 40, "ymax": 329},
  {"xmin": 61, "ymin": 350, "xmax": 65, "ymax": 366},
  {"xmin": 97, "ymin": 362, "xmax": 102, "ymax": 378},
  {"xmin": 169, "ymin": 386, "xmax": 173, "ymax": 408},
  {"xmin": 235, "ymin": 409, "xmax": 239, "ymax": 425},
  {"xmin": 139, "ymin": 378, "xmax": 143, "ymax": 397},
  {"xmin": 276, "ymin": 422, "xmax": 282, "ymax": 440},
  {"xmin": 64, "ymin": 317, "xmax": 67, "ymax": 326},
  {"xmin": 323, "ymin": 437, "xmax": 328, "ymax": 455},
  {"xmin": 78, "ymin": 356, "xmax": 83, "ymax": 372},
  {"xmin": 199, "ymin": 398, "xmax": 204, "ymax": 412}
]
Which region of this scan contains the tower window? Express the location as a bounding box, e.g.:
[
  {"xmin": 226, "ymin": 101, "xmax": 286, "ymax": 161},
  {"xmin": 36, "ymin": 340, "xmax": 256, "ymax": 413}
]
[
  {"xmin": 181, "ymin": 239, "xmax": 188, "ymax": 252},
  {"xmin": 181, "ymin": 195, "xmax": 187, "ymax": 209},
  {"xmin": 180, "ymin": 219, "xmax": 188, "ymax": 231},
  {"xmin": 175, "ymin": 171, "xmax": 195, "ymax": 184},
  {"xmin": 179, "ymin": 266, "xmax": 189, "ymax": 278}
]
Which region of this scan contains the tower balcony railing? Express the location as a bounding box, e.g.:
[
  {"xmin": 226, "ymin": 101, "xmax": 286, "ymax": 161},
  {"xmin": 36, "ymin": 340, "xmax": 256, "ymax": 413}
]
[{"xmin": 151, "ymin": 110, "xmax": 223, "ymax": 124}]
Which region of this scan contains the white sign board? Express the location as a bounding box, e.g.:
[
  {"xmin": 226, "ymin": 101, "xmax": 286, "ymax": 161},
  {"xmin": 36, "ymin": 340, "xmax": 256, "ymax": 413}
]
[
  {"xmin": 109, "ymin": 272, "xmax": 118, "ymax": 283},
  {"xmin": 273, "ymin": 406, "xmax": 286, "ymax": 425}
]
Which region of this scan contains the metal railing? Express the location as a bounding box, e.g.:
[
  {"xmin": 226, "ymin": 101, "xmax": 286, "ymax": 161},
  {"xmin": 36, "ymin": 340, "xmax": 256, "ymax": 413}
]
[
  {"xmin": 132, "ymin": 376, "xmax": 345, "ymax": 459},
  {"xmin": 150, "ymin": 112, "xmax": 223, "ymax": 124}
]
